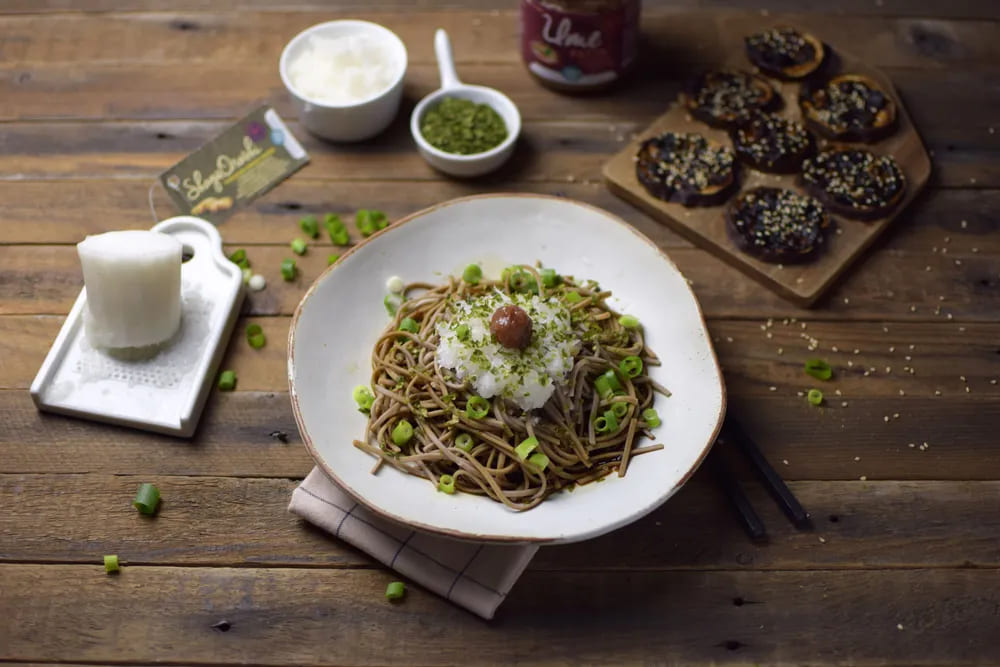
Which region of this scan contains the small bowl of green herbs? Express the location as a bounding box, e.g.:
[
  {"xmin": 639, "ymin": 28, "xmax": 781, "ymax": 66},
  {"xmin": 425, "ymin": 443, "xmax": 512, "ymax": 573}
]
[{"xmin": 410, "ymin": 29, "xmax": 520, "ymax": 177}]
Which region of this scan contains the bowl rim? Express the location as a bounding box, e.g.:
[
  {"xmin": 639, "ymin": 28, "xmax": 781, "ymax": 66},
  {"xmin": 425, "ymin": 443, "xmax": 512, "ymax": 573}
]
[
  {"xmin": 287, "ymin": 193, "xmax": 726, "ymax": 543},
  {"xmin": 279, "ymin": 19, "xmax": 408, "ymax": 110},
  {"xmin": 410, "ymin": 86, "xmax": 522, "ymax": 164}
]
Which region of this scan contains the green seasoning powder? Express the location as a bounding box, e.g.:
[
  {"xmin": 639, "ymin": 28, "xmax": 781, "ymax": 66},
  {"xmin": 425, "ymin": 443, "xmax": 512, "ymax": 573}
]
[{"xmin": 420, "ymin": 97, "xmax": 507, "ymax": 155}]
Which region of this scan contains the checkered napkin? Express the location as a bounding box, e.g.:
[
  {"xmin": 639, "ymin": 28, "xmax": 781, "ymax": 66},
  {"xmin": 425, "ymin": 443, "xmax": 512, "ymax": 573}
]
[{"xmin": 288, "ymin": 467, "xmax": 538, "ymax": 619}]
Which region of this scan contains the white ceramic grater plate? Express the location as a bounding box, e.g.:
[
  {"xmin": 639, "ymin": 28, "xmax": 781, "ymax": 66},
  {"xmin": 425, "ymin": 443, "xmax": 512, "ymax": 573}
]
[{"xmin": 30, "ymin": 216, "xmax": 244, "ymax": 437}]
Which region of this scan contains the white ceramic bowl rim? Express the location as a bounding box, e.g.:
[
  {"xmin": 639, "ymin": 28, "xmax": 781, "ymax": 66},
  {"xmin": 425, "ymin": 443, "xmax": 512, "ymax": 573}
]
[
  {"xmin": 288, "ymin": 193, "xmax": 727, "ymax": 543},
  {"xmin": 279, "ymin": 19, "xmax": 408, "ymax": 109},
  {"xmin": 410, "ymin": 86, "xmax": 521, "ymax": 162}
]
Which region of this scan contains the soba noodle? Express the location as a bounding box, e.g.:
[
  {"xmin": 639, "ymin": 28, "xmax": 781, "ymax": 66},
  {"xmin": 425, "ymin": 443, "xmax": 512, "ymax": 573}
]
[{"xmin": 353, "ymin": 265, "xmax": 669, "ymax": 511}]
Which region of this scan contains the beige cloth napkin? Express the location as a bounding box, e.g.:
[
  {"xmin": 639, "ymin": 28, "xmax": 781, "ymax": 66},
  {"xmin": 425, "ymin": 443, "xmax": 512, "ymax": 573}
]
[{"xmin": 288, "ymin": 467, "xmax": 538, "ymax": 619}]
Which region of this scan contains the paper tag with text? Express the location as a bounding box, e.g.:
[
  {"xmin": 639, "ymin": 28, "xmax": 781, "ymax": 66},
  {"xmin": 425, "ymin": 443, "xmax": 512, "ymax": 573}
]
[{"xmin": 159, "ymin": 106, "xmax": 309, "ymax": 224}]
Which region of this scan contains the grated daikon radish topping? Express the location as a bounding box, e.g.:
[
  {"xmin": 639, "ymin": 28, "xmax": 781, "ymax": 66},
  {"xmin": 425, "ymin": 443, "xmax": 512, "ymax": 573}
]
[{"xmin": 288, "ymin": 33, "xmax": 400, "ymax": 105}]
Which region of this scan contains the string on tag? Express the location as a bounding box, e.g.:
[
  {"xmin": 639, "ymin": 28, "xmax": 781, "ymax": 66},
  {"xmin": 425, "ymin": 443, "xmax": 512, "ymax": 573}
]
[{"xmin": 148, "ymin": 181, "xmax": 163, "ymax": 224}]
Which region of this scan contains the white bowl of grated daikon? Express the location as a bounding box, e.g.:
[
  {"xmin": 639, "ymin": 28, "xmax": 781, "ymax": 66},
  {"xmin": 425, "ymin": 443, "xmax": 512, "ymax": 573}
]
[{"xmin": 280, "ymin": 20, "xmax": 407, "ymax": 142}]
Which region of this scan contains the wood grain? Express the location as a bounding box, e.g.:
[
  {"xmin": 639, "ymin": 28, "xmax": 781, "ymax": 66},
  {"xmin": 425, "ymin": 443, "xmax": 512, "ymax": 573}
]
[
  {"xmin": 6, "ymin": 316, "xmax": 999, "ymax": 395},
  {"xmin": 2, "ymin": 472, "xmax": 998, "ymax": 570},
  {"xmin": 2, "ymin": 180, "xmax": 998, "ymax": 248},
  {"xmin": 2, "ymin": 238, "xmax": 997, "ymax": 321},
  {"xmin": 1, "ymin": 564, "xmax": 998, "ymax": 664},
  {"xmin": 604, "ymin": 58, "xmax": 931, "ymax": 305},
  {"xmin": 2, "ymin": 11, "xmax": 998, "ymax": 69}
]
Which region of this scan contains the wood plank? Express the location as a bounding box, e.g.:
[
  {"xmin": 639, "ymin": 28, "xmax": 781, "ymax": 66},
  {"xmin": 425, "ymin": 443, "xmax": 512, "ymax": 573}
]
[
  {"xmin": 2, "ymin": 384, "xmax": 999, "ymax": 481},
  {"xmin": 2, "ymin": 472, "xmax": 998, "ymax": 570},
  {"xmin": 0, "ymin": 115, "xmax": 993, "ymax": 190},
  {"xmin": 2, "ymin": 0, "xmax": 998, "ymax": 20},
  {"xmin": 3, "ymin": 11, "xmax": 999, "ymax": 70},
  {"xmin": 3, "ymin": 234, "xmax": 998, "ymax": 322},
  {"xmin": 2, "ymin": 564, "xmax": 998, "ymax": 664},
  {"xmin": 5, "ymin": 316, "xmax": 1000, "ymax": 396},
  {"xmin": 2, "ymin": 178, "xmax": 996, "ymax": 251}
]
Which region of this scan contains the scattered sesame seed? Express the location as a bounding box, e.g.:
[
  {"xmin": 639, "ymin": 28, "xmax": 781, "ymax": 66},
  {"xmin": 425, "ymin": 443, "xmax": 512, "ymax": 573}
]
[
  {"xmin": 835, "ymin": 228, "xmax": 843, "ymax": 235},
  {"xmin": 726, "ymin": 337, "xmax": 733, "ymax": 343},
  {"xmin": 947, "ymin": 313, "xmax": 954, "ymax": 320},
  {"xmin": 889, "ymin": 346, "xmax": 895, "ymax": 352},
  {"xmin": 769, "ymin": 386, "xmax": 777, "ymax": 392},
  {"xmin": 991, "ymin": 380, "xmax": 998, "ymax": 385},
  {"xmin": 934, "ymin": 390, "xmax": 942, "ymax": 396},
  {"xmin": 860, "ymin": 476, "xmax": 867, "ymax": 481},
  {"xmin": 908, "ymin": 368, "xmax": 915, "ymax": 375},
  {"xmin": 893, "ymin": 412, "xmax": 900, "ymax": 418},
  {"xmin": 777, "ymin": 347, "xmax": 784, "ymax": 355},
  {"xmin": 882, "ymin": 326, "xmax": 889, "ymax": 333},
  {"xmin": 959, "ymin": 326, "xmax": 966, "ymax": 332},
  {"xmin": 960, "ymin": 220, "xmax": 968, "ymax": 228},
  {"xmin": 796, "ymin": 391, "xmax": 805, "ymax": 397},
  {"xmin": 941, "ymin": 247, "xmax": 948, "ymax": 254},
  {"xmin": 908, "ymin": 443, "xmax": 915, "ymax": 448},
  {"xmin": 843, "ymin": 298, "xmax": 850, "ymax": 304},
  {"xmin": 863, "ymin": 371, "xmax": 870, "ymax": 376},
  {"xmin": 842, "ymin": 401, "xmax": 849, "ymax": 407},
  {"xmin": 939, "ymin": 296, "xmax": 945, "ymax": 301},
  {"xmin": 955, "ymin": 259, "xmax": 962, "ymax": 266},
  {"xmin": 925, "ymin": 266, "xmax": 932, "ymax": 272},
  {"xmin": 832, "ymin": 346, "xmax": 839, "ymax": 352},
  {"xmin": 991, "ymin": 128, "xmax": 996, "ymax": 135},
  {"xmin": 909, "ymin": 344, "xmax": 915, "ymax": 350},
  {"xmin": 766, "ymin": 332, "xmax": 773, "ymax": 339},
  {"xmin": 790, "ymin": 318, "xmax": 797, "ymax": 323},
  {"xmin": 760, "ymin": 324, "xmax": 767, "ymax": 331},
  {"xmin": 782, "ymin": 459, "xmax": 789, "ymax": 465},
  {"xmin": 854, "ymin": 349, "xmax": 860, "ymax": 355},
  {"xmin": 854, "ymin": 456, "xmax": 860, "ymax": 461},
  {"xmin": 923, "ymin": 442, "xmax": 929, "ymax": 448},
  {"xmin": 960, "ymin": 375, "xmax": 967, "ymax": 381},
  {"xmin": 801, "ymin": 322, "xmax": 807, "ymax": 329},
  {"xmin": 972, "ymin": 247, "xmax": 979, "ymax": 253},
  {"xmin": 966, "ymin": 386, "xmax": 971, "ymax": 393},
  {"xmin": 905, "ymin": 355, "xmax": 911, "ymax": 361},
  {"xmin": 835, "ymin": 389, "xmax": 842, "ymax": 396},
  {"xmin": 883, "ymin": 415, "xmax": 889, "ymax": 423},
  {"xmin": 767, "ymin": 318, "xmax": 773, "ymax": 327},
  {"xmin": 847, "ymin": 360, "xmax": 854, "ymax": 367},
  {"xmin": 909, "ymin": 305, "xmax": 916, "ymax": 312},
  {"xmin": 818, "ymin": 536, "xmax": 826, "ymax": 543},
  {"xmin": 898, "ymin": 624, "xmax": 905, "ymax": 630},
  {"xmin": 885, "ymin": 366, "xmax": 891, "ymax": 373}
]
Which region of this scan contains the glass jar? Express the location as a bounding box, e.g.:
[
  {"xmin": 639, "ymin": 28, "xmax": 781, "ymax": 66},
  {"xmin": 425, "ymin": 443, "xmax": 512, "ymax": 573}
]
[{"xmin": 520, "ymin": 0, "xmax": 641, "ymax": 94}]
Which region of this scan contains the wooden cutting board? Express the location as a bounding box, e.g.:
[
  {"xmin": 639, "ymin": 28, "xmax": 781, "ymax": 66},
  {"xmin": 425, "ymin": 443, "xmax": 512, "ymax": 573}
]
[{"xmin": 603, "ymin": 48, "xmax": 932, "ymax": 307}]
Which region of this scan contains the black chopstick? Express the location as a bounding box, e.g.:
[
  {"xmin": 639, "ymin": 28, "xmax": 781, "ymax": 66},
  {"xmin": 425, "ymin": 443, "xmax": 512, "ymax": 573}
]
[
  {"xmin": 709, "ymin": 451, "xmax": 767, "ymax": 543},
  {"xmin": 722, "ymin": 419, "xmax": 812, "ymax": 530}
]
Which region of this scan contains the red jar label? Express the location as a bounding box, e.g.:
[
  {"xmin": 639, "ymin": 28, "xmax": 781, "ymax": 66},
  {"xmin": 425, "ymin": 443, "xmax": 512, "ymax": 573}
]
[{"xmin": 521, "ymin": 0, "xmax": 639, "ymax": 88}]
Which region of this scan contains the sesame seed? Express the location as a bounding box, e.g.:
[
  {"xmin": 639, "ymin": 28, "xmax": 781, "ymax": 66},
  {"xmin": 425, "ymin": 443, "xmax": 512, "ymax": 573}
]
[
  {"xmin": 885, "ymin": 366, "xmax": 892, "ymax": 373},
  {"xmin": 777, "ymin": 347, "xmax": 784, "ymax": 355},
  {"xmin": 973, "ymin": 247, "xmax": 979, "ymax": 253},
  {"xmin": 854, "ymin": 456, "xmax": 860, "ymax": 461},
  {"xmin": 909, "ymin": 345, "xmax": 915, "ymax": 350},
  {"xmin": 898, "ymin": 390, "xmax": 905, "ymax": 396},
  {"xmin": 801, "ymin": 322, "xmax": 807, "ymax": 329},
  {"xmin": 760, "ymin": 324, "xmax": 767, "ymax": 331},
  {"xmin": 818, "ymin": 536, "xmax": 826, "ymax": 543},
  {"xmin": 854, "ymin": 349, "xmax": 860, "ymax": 354},
  {"xmin": 939, "ymin": 296, "xmax": 946, "ymax": 301},
  {"xmin": 842, "ymin": 401, "xmax": 849, "ymax": 407},
  {"xmin": 835, "ymin": 389, "xmax": 842, "ymax": 396},
  {"xmin": 860, "ymin": 476, "xmax": 867, "ymax": 481},
  {"xmin": 966, "ymin": 386, "xmax": 971, "ymax": 393},
  {"xmin": 796, "ymin": 391, "xmax": 804, "ymax": 397},
  {"xmin": 726, "ymin": 336, "xmax": 733, "ymax": 343},
  {"xmin": 925, "ymin": 266, "xmax": 932, "ymax": 272},
  {"xmin": 893, "ymin": 412, "xmax": 900, "ymax": 418},
  {"xmin": 908, "ymin": 443, "xmax": 915, "ymax": 448},
  {"xmin": 905, "ymin": 355, "xmax": 911, "ymax": 361},
  {"xmin": 843, "ymin": 298, "xmax": 850, "ymax": 305},
  {"xmin": 934, "ymin": 390, "xmax": 942, "ymax": 396},
  {"xmin": 960, "ymin": 220, "xmax": 968, "ymax": 228},
  {"xmin": 889, "ymin": 346, "xmax": 895, "ymax": 353},
  {"xmin": 991, "ymin": 380, "xmax": 998, "ymax": 385},
  {"xmin": 847, "ymin": 360, "xmax": 854, "ymax": 367},
  {"xmin": 909, "ymin": 305, "xmax": 916, "ymax": 312},
  {"xmin": 883, "ymin": 415, "xmax": 889, "ymax": 423},
  {"xmin": 863, "ymin": 371, "xmax": 870, "ymax": 376},
  {"xmin": 898, "ymin": 624, "xmax": 905, "ymax": 630},
  {"xmin": 782, "ymin": 459, "xmax": 789, "ymax": 465},
  {"xmin": 882, "ymin": 326, "xmax": 890, "ymax": 333},
  {"xmin": 766, "ymin": 332, "xmax": 773, "ymax": 339},
  {"xmin": 832, "ymin": 346, "xmax": 839, "ymax": 352},
  {"xmin": 959, "ymin": 326, "xmax": 966, "ymax": 332},
  {"xmin": 955, "ymin": 259, "xmax": 962, "ymax": 266},
  {"xmin": 769, "ymin": 386, "xmax": 777, "ymax": 392}
]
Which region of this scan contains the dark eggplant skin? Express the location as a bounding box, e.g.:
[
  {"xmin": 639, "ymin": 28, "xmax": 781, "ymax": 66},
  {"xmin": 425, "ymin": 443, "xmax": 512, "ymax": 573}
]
[
  {"xmin": 635, "ymin": 132, "xmax": 740, "ymax": 207},
  {"xmin": 725, "ymin": 187, "xmax": 833, "ymax": 264}
]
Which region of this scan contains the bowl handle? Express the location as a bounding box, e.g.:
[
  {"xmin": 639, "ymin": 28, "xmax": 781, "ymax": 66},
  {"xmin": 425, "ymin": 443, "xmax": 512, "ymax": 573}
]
[{"xmin": 434, "ymin": 29, "xmax": 462, "ymax": 90}]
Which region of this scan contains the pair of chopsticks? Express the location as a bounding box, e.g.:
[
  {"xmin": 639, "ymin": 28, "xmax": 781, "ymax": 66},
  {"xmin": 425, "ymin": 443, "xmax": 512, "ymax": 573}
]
[{"xmin": 710, "ymin": 417, "xmax": 811, "ymax": 542}]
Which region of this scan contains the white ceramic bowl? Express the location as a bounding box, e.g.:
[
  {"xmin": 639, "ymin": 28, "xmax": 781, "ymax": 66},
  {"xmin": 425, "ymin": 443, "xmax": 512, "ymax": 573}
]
[
  {"xmin": 289, "ymin": 194, "xmax": 725, "ymax": 544},
  {"xmin": 279, "ymin": 20, "xmax": 407, "ymax": 142},
  {"xmin": 410, "ymin": 30, "xmax": 520, "ymax": 177}
]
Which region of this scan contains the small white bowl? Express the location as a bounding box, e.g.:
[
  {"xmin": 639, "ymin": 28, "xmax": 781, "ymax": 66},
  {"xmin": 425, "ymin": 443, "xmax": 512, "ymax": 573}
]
[
  {"xmin": 279, "ymin": 20, "xmax": 407, "ymax": 142},
  {"xmin": 411, "ymin": 30, "xmax": 521, "ymax": 178}
]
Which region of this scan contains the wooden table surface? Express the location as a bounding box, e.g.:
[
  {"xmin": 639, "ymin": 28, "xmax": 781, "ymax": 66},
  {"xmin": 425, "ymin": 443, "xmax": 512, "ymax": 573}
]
[{"xmin": 2, "ymin": 1, "xmax": 999, "ymax": 664}]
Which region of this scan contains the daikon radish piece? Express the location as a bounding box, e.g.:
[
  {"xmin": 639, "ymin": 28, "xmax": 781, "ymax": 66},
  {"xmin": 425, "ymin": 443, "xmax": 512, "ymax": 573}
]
[{"xmin": 77, "ymin": 230, "xmax": 183, "ymax": 349}]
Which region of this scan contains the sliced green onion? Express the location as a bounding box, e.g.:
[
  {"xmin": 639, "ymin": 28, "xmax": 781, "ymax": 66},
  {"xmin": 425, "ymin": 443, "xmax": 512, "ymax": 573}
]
[
  {"xmin": 328, "ymin": 253, "xmax": 340, "ymax": 265},
  {"xmin": 280, "ymin": 258, "xmax": 297, "ymax": 281},
  {"xmin": 611, "ymin": 401, "xmax": 629, "ymax": 419},
  {"xmin": 132, "ymin": 483, "xmax": 160, "ymax": 516},
  {"xmin": 514, "ymin": 436, "xmax": 539, "ymax": 460},
  {"xmin": 455, "ymin": 324, "xmax": 470, "ymax": 341},
  {"xmin": 564, "ymin": 290, "xmax": 583, "ymax": 304},
  {"xmin": 510, "ymin": 270, "xmax": 539, "ymax": 294},
  {"xmin": 324, "ymin": 213, "xmax": 350, "ymax": 246},
  {"xmin": 352, "ymin": 385, "xmax": 375, "ymax": 413},
  {"xmin": 290, "ymin": 238, "xmax": 307, "ymax": 255},
  {"xmin": 455, "ymin": 433, "xmax": 474, "ymax": 452},
  {"xmin": 804, "ymin": 359, "xmax": 833, "ymax": 381},
  {"xmin": 462, "ymin": 264, "xmax": 483, "ymax": 284},
  {"xmin": 228, "ymin": 248, "xmax": 247, "ymax": 264},
  {"xmin": 594, "ymin": 409, "xmax": 619, "ymax": 434},
  {"xmin": 807, "ymin": 388, "xmax": 824, "ymax": 406},
  {"xmin": 593, "ymin": 370, "xmax": 623, "ymax": 400},
  {"xmin": 384, "ymin": 294, "xmax": 402, "ymax": 316},
  {"xmin": 241, "ymin": 267, "xmax": 253, "ymax": 284},
  {"xmin": 437, "ymin": 474, "xmax": 456, "ymax": 494},
  {"xmin": 642, "ymin": 408, "xmax": 661, "ymax": 428},
  {"xmin": 385, "ymin": 581, "xmax": 406, "ymax": 600},
  {"xmin": 218, "ymin": 370, "xmax": 236, "ymax": 391},
  {"xmin": 356, "ymin": 209, "xmax": 387, "ymax": 237},
  {"xmin": 104, "ymin": 554, "xmax": 119, "ymax": 574},
  {"xmin": 527, "ymin": 452, "xmax": 550, "ymax": 470},
  {"xmin": 619, "ymin": 355, "xmax": 643, "ymax": 378},
  {"xmin": 540, "ymin": 268, "xmax": 560, "ymax": 288},
  {"xmin": 299, "ymin": 215, "xmax": 319, "ymax": 239},
  {"xmin": 246, "ymin": 323, "xmax": 265, "ymax": 349},
  {"xmin": 398, "ymin": 317, "xmax": 419, "ymax": 334},
  {"xmin": 391, "ymin": 419, "xmax": 414, "ymax": 446},
  {"xmin": 618, "ymin": 314, "xmax": 640, "ymax": 329},
  {"xmin": 465, "ymin": 396, "xmax": 490, "ymax": 419}
]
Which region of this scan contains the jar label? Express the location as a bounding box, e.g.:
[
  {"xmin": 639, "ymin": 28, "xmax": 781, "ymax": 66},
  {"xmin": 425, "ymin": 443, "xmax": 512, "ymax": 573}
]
[{"xmin": 521, "ymin": 0, "xmax": 639, "ymax": 88}]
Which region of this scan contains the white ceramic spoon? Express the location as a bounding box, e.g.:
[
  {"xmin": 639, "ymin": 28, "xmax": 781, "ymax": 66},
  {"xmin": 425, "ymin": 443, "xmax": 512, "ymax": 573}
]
[{"xmin": 410, "ymin": 29, "xmax": 521, "ymax": 177}]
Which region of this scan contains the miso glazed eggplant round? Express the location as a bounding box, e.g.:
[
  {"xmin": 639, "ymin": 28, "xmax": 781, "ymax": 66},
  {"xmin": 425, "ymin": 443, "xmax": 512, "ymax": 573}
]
[
  {"xmin": 726, "ymin": 187, "xmax": 832, "ymax": 263},
  {"xmin": 744, "ymin": 26, "xmax": 827, "ymax": 80},
  {"xmin": 802, "ymin": 148, "xmax": 906, "ymax": 221},
  {"xmin": 730, "ymin": 113, "xmax": 815, "ymax": 174},
  {"xmin": 635, "ymin": 131, "xmax": 739, "ymax": 206},
  {"xmin": 799, "ymin": 73, "xmax": 897, "ymax": 143},
  {"xmin": 681, "ymin": 70, "xmax": 780, "ymax": 128}
]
